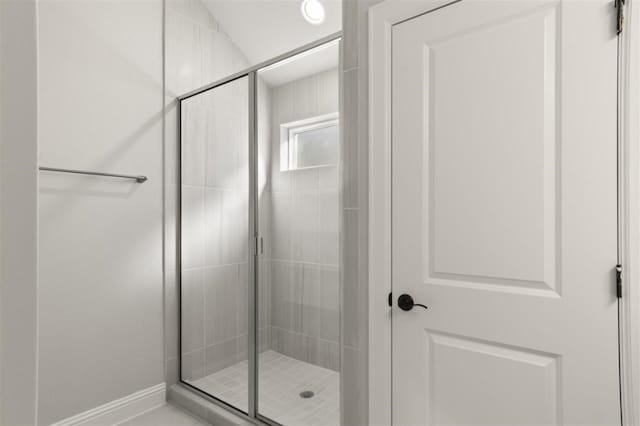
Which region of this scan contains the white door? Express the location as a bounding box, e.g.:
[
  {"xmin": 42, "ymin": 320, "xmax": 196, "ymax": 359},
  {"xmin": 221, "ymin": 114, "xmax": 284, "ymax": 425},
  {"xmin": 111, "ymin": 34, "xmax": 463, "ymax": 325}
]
[{"xmin": 391, "ymin": 0, "xmax": 620, "ymax": 425}]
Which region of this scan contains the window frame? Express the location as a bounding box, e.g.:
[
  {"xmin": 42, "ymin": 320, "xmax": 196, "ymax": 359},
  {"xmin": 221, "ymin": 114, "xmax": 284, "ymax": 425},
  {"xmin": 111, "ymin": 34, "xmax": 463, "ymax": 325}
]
[{"xmin": 280, "ymin": 112, "xmax": 339, "ymax": 171}]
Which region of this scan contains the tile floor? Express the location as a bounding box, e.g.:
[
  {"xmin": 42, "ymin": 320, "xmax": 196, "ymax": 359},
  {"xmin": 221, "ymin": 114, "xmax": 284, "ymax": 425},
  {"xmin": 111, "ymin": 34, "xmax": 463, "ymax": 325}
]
[
  {"xmin": 120, "ymin": 404, "xmax": 209, "ymax": 426},
  {"xmin": 189, "ymin": 350, "xmax": 340, "ymax": 426}
]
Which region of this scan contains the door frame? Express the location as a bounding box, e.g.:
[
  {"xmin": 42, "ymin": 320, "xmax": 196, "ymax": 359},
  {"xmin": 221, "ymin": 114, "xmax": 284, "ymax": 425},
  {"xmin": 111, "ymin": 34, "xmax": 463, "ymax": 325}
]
[
  {"xmin": 367, "ymin": 0, "xmax": 640, "ymax": 424},
  {"xmin": 617, "ymin": 0, "xmax": 640, "ymax": 424}
]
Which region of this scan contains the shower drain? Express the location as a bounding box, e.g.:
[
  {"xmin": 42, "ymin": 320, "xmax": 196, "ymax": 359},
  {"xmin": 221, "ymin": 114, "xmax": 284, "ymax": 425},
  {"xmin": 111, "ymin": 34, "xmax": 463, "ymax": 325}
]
[{"xmin": 299, "ymin": 390, "xmax": 314, "ymax": 399}]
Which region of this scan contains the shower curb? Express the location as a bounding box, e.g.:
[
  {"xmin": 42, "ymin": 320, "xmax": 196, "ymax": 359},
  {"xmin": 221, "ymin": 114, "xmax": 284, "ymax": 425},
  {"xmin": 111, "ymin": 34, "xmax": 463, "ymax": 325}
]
[{"xmin": 167, "ymin": 384, "xmax": 255, "ymax": 426}]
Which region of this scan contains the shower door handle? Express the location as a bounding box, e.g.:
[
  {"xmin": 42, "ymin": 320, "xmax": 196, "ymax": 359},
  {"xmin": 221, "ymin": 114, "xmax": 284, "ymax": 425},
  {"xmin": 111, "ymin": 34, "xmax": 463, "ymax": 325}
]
[
  {"xmin": 254, "ymin": 236, "xmax": 264, "ymax": 256},
  {"xmin": 397, "ymin": 294, "xmax": 428, "ymax": 311}
]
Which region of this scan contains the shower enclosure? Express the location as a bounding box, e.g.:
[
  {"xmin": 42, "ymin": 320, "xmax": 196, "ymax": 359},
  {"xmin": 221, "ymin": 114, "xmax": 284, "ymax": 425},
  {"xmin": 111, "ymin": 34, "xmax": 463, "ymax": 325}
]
[{"xmin": 178, "ymin": 36, "xmax": 341, "ymax": 426}]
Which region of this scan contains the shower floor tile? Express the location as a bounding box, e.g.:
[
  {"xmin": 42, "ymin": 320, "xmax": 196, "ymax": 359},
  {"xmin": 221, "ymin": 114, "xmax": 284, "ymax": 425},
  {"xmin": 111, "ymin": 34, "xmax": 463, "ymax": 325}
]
[{"xmin": 191, "ymin": 350, "xmax": 339, "ymax": 426}]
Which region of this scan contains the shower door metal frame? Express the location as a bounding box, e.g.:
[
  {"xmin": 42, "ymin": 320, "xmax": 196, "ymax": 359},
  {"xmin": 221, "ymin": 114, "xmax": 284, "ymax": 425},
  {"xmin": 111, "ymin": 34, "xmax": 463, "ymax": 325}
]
[{"xmin": 176, "ymin": 31, "xmax": 342, "ymax": 426}]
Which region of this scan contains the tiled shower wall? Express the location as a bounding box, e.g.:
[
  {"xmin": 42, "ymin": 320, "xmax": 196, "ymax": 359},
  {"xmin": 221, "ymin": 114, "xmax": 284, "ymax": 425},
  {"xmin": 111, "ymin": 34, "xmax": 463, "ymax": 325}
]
[
  {"xmin": 341, "ymin": 0, "xmax": 384, "ymax": 424},
  {"xmin": 164, "ymin": 0, "xmax": 252, "ymax": 385},
  {"xmin": 267, "ymin": 69, "xmax": 341, "ymax": 372},
  {"xmin": 165, "ymin": 0, "xmax": 342, "ymax": 405},
  {"xmin": 180, "ymin": 78, "xmax": 251, "ymax": 381},
  {"xmin": 166, "ymin": 0, "xmax": 275, "ymax": 384}
]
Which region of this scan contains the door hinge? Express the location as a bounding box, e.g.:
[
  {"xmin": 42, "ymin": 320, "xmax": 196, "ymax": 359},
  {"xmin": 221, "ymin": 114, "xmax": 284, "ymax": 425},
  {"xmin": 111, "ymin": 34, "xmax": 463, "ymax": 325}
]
[
  {"xmin": 615, "ymin": 0, "xmax": 625, "ymax": 35},
  {"xmin": 616, "ymin": 264, "xmax": 623, "ymax": 298},
  {"xmin": 388, "ymin": 292, "xmax": 393, "ymax": 307}
]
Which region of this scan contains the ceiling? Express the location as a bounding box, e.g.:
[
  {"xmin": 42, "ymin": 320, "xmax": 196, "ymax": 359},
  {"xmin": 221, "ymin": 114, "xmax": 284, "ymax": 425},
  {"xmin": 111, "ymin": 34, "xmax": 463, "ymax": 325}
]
[
  {"xmin": 201, "ymin": 0, "xmax": 342, "ymax": 71},
  {"xmin": 258, "ymin": 38, "xmax": 339, "ymax": 86}
]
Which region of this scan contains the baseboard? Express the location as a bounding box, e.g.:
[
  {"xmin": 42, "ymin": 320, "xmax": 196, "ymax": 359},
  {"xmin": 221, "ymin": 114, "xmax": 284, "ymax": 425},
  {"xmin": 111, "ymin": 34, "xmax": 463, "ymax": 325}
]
[{"xmin": 50, "ymin": 383, "xmax": 166, "ymax": 426}]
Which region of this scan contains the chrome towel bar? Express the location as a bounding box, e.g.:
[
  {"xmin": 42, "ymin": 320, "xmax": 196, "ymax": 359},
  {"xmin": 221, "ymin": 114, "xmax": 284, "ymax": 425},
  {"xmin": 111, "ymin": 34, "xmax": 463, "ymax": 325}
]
[{"xmin": 39, "ymin": 166, "xmax": 148, "ymax": 183}]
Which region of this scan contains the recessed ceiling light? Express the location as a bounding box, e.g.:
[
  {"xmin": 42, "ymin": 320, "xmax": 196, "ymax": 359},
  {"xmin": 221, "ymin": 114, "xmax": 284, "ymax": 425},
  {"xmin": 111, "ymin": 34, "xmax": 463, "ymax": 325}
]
[{"xmin": 301, "ymin": 0, "xmax": 325, "ymax": 25}]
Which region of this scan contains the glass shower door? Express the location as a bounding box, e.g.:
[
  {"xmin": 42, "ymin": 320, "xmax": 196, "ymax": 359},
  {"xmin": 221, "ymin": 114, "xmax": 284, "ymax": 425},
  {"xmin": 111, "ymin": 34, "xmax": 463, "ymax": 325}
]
[
  {"xmin": 178, "ymin": 38, "xmax": 341, "ymax": 425},
  {"xmin": 256, "ymin": 40, "xmax": 341, "ymax": 426},
  {"xmin": 180, "ymin": 76, "xmax": 250, "ymax": 413}
]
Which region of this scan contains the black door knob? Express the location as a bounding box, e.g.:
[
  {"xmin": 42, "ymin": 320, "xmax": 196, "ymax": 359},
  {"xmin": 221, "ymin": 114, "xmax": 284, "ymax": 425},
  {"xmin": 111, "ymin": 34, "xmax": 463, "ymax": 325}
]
[{"xmin": 397, "ymin": 294, "xmax": 428, "ymax": 311}]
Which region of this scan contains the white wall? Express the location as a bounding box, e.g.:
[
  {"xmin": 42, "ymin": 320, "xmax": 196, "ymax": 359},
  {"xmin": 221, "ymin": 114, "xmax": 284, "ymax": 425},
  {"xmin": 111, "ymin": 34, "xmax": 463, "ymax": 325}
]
[
  {"xmin": 37, "ymin": 1, "xmax": 164, "ymax": 424},
  {"xmin": 0, "ymin": 1, "xmax": 39, "ymax": 424}
]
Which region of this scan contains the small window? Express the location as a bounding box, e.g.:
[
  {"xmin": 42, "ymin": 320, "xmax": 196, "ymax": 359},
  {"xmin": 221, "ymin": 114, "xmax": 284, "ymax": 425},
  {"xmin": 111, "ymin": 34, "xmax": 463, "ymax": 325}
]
[{"xmin": 280, "ymin": 113, "xmax": 339, "ymax": 171}]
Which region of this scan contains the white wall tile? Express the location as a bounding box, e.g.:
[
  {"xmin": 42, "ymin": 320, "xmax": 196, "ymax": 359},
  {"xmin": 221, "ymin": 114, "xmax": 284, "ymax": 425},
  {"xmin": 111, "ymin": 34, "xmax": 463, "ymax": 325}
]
[
  {"xmin": 181, "ymin": 186, "xmax": 205, "ymax": 269},
  {"xmin": 183, "ymin": 348, "xmax": 206, "ymax": 381},
  {"xmin": 292, "ymin": 167, "xmax": 320, "ymax": 191},
  {"xmin": 237, "ymin": 333, "xmax": 248, "ymax": 364},
  {"xmin": 166, "ymin": 10, "xmax": 203, "ymax": 97},
  {"xmin": 268, "ymin": 68, "xmax": 341, "ymax": 370},
  {"xmin": 342, "ymin": 0, "xmax": 358, "ymax": 71},
  {"xmin": 318, "ymin": 164, "xmax": 339, "ymax": 190},
  {"xmin": 318, "ymin": 189, "xmax": 340, "ymax": 266},
  {"xmin": 302, "ymin": 264, "xmax": 321, "ymax": 338},
  {"xmin": 165, "ymin": 183, "xmax": 178, "ymax": 272},
  {"xmin": 182, "ymin": 268, "xmax": 205, "ymax": 353},
  {"xmin": 206, "ymin": 87, "xmax": 239, "ymax": 189},
  {"xmin": 259, "ymin": 327, "xmax": 272, "ymax": 353},
  {"xmin": 289, "ymin": 264, "xmax": 304, "ymax": 335},
  {"xmin": 271, "ymin": 192, "xmax": 292, "ymax": 260},
  {"xmin": 342, "ymin": 208, "xmax": 359, "ymax": 349},
  {"xmin": 166, "ymin": 270, "xmax": 179, "ymax": 360},
  {"xmin": 342, "ymin": 68, "xmax": 359, "ymax": 208},
  {"xmin": 320, "ymin": 266, "xmax": 340, "ymax": 343},
  {"xmin": 291, "ymin": 191, "xmax": 319, "ymax": 263},
  {"xmin": 205, "ymin": 339, "xmax": 238, "ymax": 376},
  {"xmin": 237, "ymin": 263, "xmax": 248, "ymax": 336},
  {"xmin": 317, "ymin": 70, "xmax": 340, "ymax": 114},
  {"xmin": 342, "ymin": 346, "xmax": 366, "ymax": 426},
  {"xmin": 181, "ymin": 102, "xmax": 207, "ymax": 186},
  {"xmin": 204, "ymin": 264, "xmax": 238, "ymax": 346},
  {"xmin": 165, "ymin": 357, "xmax": 179, "ymax": 386},
  {"xmin": 203, "ymin": 188, "xmax": 222, "ymax": 266},
  {"xmin": 293, "ymin": 76, "xmax": 318, "ymax": 119},
  {"xmin": 270, "ymin": 262, "xmax": 288, "ymax": 330},
  {"xmin": 166, "ymin": 0, "xmax": 254, "ymax": 391},
  {"xmin": 258, "ymin": 264, "xmax": 272, "ymax": 330}
]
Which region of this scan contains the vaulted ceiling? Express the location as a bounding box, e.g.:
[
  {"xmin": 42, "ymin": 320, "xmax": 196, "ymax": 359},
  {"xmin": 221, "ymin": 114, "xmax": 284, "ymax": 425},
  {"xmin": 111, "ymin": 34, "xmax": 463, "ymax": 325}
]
[{"xmin": 202, "ymin": 0, "xmax": 341, "ymax": 85}]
